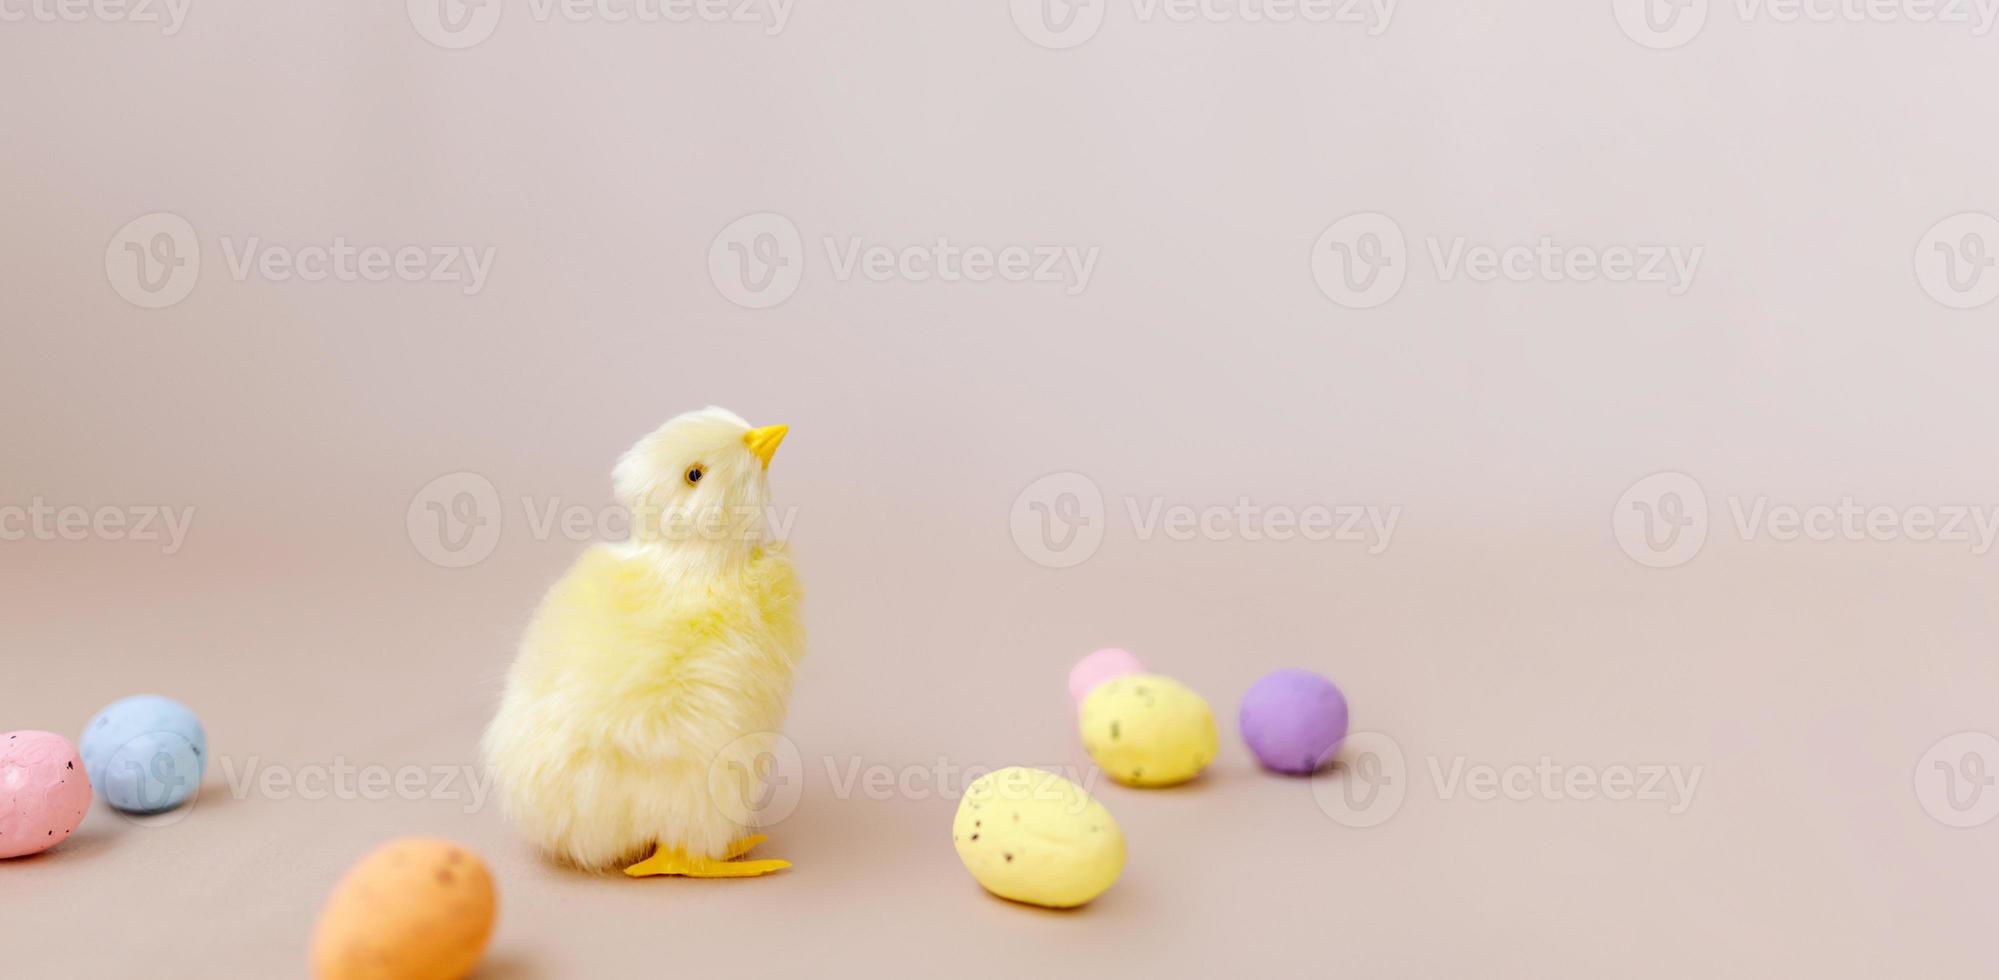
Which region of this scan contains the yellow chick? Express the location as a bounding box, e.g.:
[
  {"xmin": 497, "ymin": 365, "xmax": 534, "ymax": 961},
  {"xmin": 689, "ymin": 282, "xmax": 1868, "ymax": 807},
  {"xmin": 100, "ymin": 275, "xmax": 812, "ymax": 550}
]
[{"xmin": 483, "ymin": 407, "xmax": 804, "ymax": 878}]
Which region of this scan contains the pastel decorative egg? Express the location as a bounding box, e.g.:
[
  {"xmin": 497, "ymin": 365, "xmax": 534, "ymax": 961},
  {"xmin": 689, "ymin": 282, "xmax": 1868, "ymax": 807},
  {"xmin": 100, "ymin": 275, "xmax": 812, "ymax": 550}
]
[
  {"xmin": 952, "ymin": 767, "xmax": 1124, "ymax": 909},
  {"xmin": 1067, "ymin": 648, "xmax": 1146, "ymax": 710},
  {"xmin": 1239, "ymin": 669, "xmax": 1349, "ymax": 775},
  {"xmin": 79, "ymin": 694, "xmax": 206, "ymax": 814},
  {"xmin": 0, "ymin": 731, "xmax": 93, "ymax": 858},
  {"xmin": 312, "ymin": 838, "xmax": 497, "ymax": 980},
  {"xmin": 1079, "ymin": 674, "xmax": 1218, "ymax": 787}
]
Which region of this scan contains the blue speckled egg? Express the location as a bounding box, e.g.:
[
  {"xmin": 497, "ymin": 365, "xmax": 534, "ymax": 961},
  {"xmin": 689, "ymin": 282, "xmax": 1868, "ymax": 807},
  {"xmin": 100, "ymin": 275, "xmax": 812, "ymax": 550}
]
[{"xmin": 79, "ymin": 695, "xmax": 206, "ymax": 814}]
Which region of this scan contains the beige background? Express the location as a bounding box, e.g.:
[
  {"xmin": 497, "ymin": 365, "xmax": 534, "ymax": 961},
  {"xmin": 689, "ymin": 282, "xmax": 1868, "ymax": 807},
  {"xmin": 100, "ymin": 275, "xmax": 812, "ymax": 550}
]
[{"xmin": 5, "ymin": 1, "xmax": 1999, "ymax": 976}]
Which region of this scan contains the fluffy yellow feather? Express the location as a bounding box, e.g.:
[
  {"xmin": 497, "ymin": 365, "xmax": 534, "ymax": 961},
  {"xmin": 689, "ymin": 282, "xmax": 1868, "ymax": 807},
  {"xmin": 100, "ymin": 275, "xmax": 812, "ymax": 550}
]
[{"xmin": 482, "ymin": 407, "xmax": 805, "ymax": 877}]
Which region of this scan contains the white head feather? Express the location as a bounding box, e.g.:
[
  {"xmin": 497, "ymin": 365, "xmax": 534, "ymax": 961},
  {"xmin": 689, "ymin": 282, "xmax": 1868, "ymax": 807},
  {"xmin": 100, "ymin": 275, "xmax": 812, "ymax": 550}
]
[{"xmin": 612, "ymin": 406, "xmax": 783, "ymax": 568}]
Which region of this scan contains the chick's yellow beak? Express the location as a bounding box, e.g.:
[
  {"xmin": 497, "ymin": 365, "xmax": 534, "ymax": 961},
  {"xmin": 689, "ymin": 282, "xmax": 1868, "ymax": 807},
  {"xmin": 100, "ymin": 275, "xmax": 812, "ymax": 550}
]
[{"xmin": 743, "ymin": 424, "xmax": 788, "ymax": 469}]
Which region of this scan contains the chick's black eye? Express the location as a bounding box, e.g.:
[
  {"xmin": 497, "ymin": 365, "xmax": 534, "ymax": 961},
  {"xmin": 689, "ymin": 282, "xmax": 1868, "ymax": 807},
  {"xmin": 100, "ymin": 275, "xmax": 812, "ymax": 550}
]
[{"xmin": 685, "ymin": 466, "xmax": 704, "ymax": 486}]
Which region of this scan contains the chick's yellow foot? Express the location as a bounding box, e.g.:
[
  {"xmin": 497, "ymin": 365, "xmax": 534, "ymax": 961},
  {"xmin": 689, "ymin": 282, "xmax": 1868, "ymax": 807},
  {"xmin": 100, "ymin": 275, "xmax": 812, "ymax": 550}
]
[{"xmin": 623, "ymin": 839, "xmax": 790, "ymax": 878}]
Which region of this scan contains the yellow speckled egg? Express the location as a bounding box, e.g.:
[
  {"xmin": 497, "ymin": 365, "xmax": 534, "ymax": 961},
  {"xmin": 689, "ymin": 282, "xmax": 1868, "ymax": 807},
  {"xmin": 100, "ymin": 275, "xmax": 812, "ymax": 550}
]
[
  {"xmin": 311, "ymin": 838, "xmax": 497, "ymax": 980},
  {"xmin": 952, "ymin": 767, "xmax": 1124, "ymax": 908},
  {"xmin": 1080, "ymin": 673, "xmax": 1218, "ymax": 787}
]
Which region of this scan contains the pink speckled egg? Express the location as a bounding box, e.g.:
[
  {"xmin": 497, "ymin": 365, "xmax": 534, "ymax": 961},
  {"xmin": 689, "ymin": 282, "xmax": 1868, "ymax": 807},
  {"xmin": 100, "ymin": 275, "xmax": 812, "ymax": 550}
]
[
  {"xmin": 1, "ymin": 731, "xmax": 92, "ymax": 858},
  {"xmin": 1068, "ymin": 648, "xmax": 1147, "ymax": 710}
]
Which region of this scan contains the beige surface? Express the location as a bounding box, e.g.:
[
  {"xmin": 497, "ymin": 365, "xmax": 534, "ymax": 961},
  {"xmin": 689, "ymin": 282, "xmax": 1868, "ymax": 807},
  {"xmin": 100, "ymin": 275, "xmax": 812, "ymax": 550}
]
[
  {"xmin": 7, "ymin": 536, "xmax": 1999, "ymax": 977},
  {"xmin": 5, "ymin": 1, "xmax": 1999, "ymax": 977}
]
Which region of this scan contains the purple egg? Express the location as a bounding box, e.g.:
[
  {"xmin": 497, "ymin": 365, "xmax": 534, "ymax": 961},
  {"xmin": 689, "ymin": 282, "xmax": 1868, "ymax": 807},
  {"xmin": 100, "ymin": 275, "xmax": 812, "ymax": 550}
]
[{"xmin": 1238, "ymin": 669, "xmax": 1348, "ymax": 775}]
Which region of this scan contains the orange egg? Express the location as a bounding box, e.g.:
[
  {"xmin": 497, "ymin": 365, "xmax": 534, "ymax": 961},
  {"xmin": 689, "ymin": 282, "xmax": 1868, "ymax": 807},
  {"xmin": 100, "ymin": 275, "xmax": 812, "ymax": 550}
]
[{"xmin": 310, "ymin": 838, "xmax": 497, "ymax": 980}]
